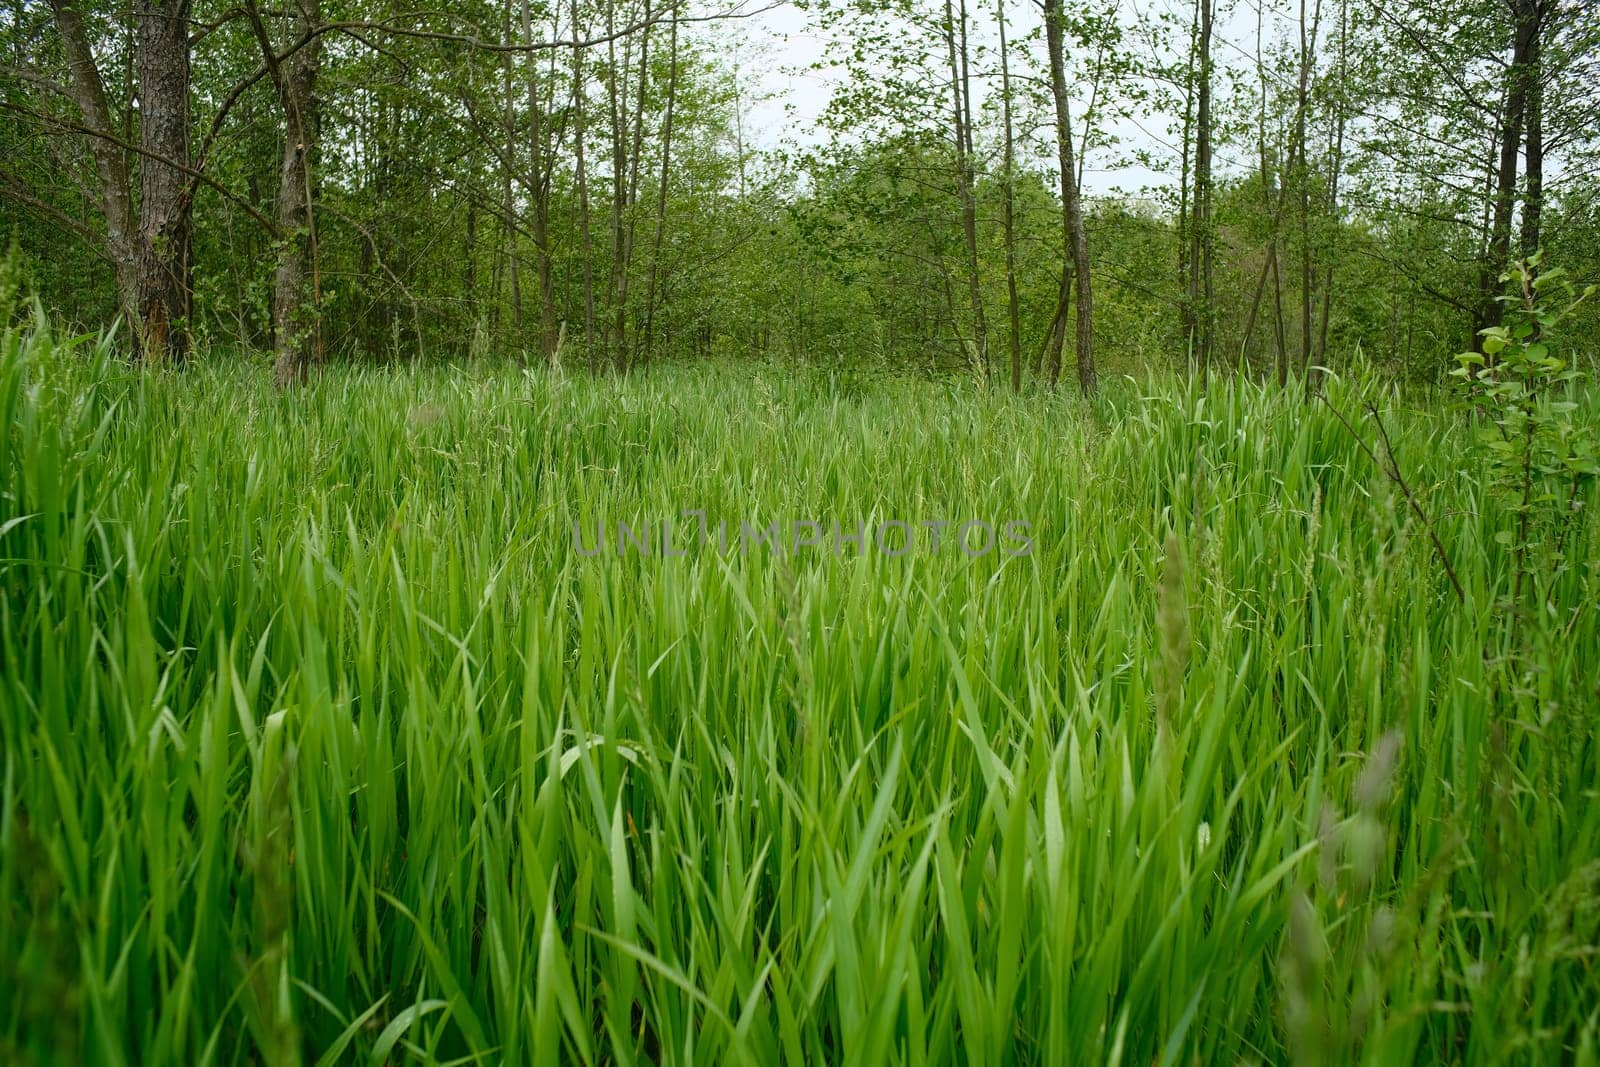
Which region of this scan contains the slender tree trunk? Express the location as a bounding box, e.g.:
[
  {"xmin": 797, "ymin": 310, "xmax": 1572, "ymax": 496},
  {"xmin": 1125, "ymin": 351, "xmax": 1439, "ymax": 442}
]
[
  {"xmin": 641, "ymin": 7, "xmax": 679, "ymax": 365},
  {"xmin": 465, "ymin": 199, "xmax": 478, "ymax": 322},
  {"xmin": 501, "ymin": 5, "xmax": 522, "ymax": 339},
  {"xmin": 521, "ymin": 0, "xmax": 557, "ymax": 361},
  {"xmin": 1176, "ymin": 0, "xmax": 1197, "ymax": 361},
  {"xmin": 958, "ymin": 0, "xmax": 988, "ymax": 382},
  {"xmin": 621, "ymin": 7, "xmax": 652, "ymax": 369},
  {"xmin": 1477, "ymin": 0, "xmax": 1537, "ymax": 345},
  {"xmin": 1296, "ymin": 0, "xmax": 1322, "ymax": 394},
  {"xmin": 732, "ymin": 59, "xmax": 749, "ymax": 199},
  {"xmin": 1039, "ymin": 274, "xmax": 1067, "ymax": 386},
  {"xmin": 1044, "ymin": 0, "xmax": 1096, "ymax": 394},
  {"xmin": 1315, "ymin": 0, "xmax": 1348, "ymax": 372},
  {"xmin": 570, "ymin": 0, "xmax": 596, "ymax": 362},
  {"xmin": 605, "ymin": 7, "xmax": 624, "ymax": 366},
  {"xmin": 1076, "ymin": 50, "xmax": 1105, "ymax": 195},
  {"xmin": 1240, "ymin": 243, "xmax": 1277, "ymax": 375},
  {"xmin": 611, "ymin": 2, "xmax": 650, "ymax": 372},
  {"xmin": 1189, "ymin": 0, "xmax": 1213, "ymax": 380},
  {"xmin": 1271, "ymin": 239, "xmax": 1289, "ymax": 382},
  {"xmin": 376, "ymin": 99, "xmax": 396, "ymax": 348},
  {"xmin": 998, "ymin": 0, "xmax": 1022, "ymax": 392},
  {"xmin": 1519, "ymin": 1, "xmax": 1544, "ymax": 263},
  {"xmin": 1466, "ymin": 126, "xmax": 1498, "ymax": 356},
  {"xmin": 258, "ymin": 0, "xmax": 322, "ymax": 387},
  {"xmin": 943, "ymin": 0, "xmax": 989, "ymax": 384},
  {"xmin": 1239, "ymin": 0, "xmax": 1287, "ymax": 379}
]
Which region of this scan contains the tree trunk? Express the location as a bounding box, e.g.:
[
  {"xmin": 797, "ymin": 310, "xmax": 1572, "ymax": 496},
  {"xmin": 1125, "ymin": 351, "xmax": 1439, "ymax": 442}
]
[
  {"xmin": 134, "ymin": 0, "xmax": 192, "ymax": 362},
  {"xmin": 1190, "ymin": 0, "xmax": 1214, "ymax": 381},
  {"xmin": 732, "ymin": 59, "xmax": 749, "ymax": 200},
  {"xmin": 1518, "ymin": 0, "xmax": 1544, "ymax": 262},
  {"xmin": 49, "ymin": 0, "xmax": 145, "ymax": 339},
  {"xmin": 1238, "ymin": 0, "xmax": 1288, "ymax": 380},
  {"xmin": 571, "ymin": 0, "xmax": 596, "ymax": 362},
  {"xmin": 1271, "ymin": 241, "xmax": 1288, "ymax": 384},
  {"xmin": 1315, "ymin": 0, "xmax": 1348, "ymax": 374},
  {"xmin": 521, "ymin": 0, "xmax": 557, "ymax": 362},
  {"xmin": 641, "ymin": 7, "xmax": 679, "ymax": 365},
  {"xmin": 465, "ymin": 199, "xmax": 478, "ymax": 322},
  {"xmin": 1295, "ymin": 0, "xmax": 1322, "ymax": 395},
  {"xmin": 1044, "ymin": 0, "xmax": 1096, "ymax": 395},
  {"xmin": 605, "ymin": 14, "xmax": 625, "ymax": 369},
  {"xmin": 998, "ymin": 0, "xmax": 1022, "ymax": 392},
  {"xmin": 945, "ymin": 0, "xmax": 988, "ymax": 383},
  {"xmin": 1038, "ymin": 274, "xmax": 1066, "ymax": 385},
  {"xmin": 501, "ymin": 4, "xmax": 522, "ymax": 340},
  {"xmin": 1477, "ymin": 0, "xmax": 1538, "ymax": 346},
  {"xmin": 608, "ymin": 2, "xmax": 650, "ymax": 372},
  {"xmin": 1176, "ymin": 0, "xmax": 1197, "ymax": 361},
  {"xmin": 264, "ymin": 0, "xmax": 322, "ymax": 387}
]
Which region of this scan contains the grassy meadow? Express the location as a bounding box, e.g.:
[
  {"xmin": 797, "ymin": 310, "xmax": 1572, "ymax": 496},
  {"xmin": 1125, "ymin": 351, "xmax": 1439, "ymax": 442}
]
[{"xmin": 2, "ymin": 313, "xmax": 1599, "ymax": 1064}]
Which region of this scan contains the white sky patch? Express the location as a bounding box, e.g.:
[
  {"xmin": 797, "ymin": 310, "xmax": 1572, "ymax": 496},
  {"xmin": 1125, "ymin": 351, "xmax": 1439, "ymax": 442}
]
[{"xmin": 724, "ymin": 0, "xmax": 1280, "ymax": 201}]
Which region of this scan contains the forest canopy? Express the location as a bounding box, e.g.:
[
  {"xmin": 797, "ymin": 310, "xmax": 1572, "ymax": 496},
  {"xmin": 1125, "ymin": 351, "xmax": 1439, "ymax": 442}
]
[{"xmin": 3, "ymin": 0, "xmax": 1596, "ymax": 386}]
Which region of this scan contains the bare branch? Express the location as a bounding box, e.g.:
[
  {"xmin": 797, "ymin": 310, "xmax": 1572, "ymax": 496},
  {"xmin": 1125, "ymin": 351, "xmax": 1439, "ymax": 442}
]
[
  {"xmin": 0, "ymin": 100, "xmax": 284, "ymax": 239},
  {"xmin": 0, "ymin": 169, "xmax": 110, "ymax": 260}
]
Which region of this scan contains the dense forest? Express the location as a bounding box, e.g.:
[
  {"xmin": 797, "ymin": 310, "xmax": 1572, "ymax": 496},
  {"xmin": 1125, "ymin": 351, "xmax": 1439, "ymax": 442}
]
[
  {"xmin": 4, "ymin": 0, "xmax": 1600, "ymax": 1063},
  {"xmin": 4, "ymin": 0, "xmax": 1597, "ymax": 384}
]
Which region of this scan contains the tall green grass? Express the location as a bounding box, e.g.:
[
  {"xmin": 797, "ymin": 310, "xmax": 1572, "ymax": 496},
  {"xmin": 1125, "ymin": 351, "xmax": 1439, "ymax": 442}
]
[{"xmin": 1, "ymin": 309, "xmax": 1597, "ymax": 1063}]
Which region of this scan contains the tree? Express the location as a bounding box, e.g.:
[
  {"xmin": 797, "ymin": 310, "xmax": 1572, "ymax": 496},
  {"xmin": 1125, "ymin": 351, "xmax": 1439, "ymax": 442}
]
[
  {"xmin": 942, "ymin": 0, "xmax": 989, "ymax": 382},
  {"xmin": 521, "ymin": 0, "xmax": 559, "ymax": 361},
  {"xmin": 244, "ymin": 0, "xmax": 322, "ymax": 386},
  {"xmin": 134, "ymin": 0, "xmax": 193, "ymax": 360},
  {"xmin": 996, "ymin": 0, "xmax": 1021, "ymax": 392},
  {"xmin": 1183, "ymin": 0, "xmax": 1213, "ymax": 379},
  {"xmin": 640, "ymin": 3, "xmax": 679, "ymax": 366},
  {"xmin": 1043, "ymin": 0, "xmax": 1096, "ymax": 394},
  {"xmin": 37, "ymin": 0, "xmax": 192, "ymax": 359},
  {"xmin": 3, "ymin": 0, "xmax": 1596, "ymax": 387}
]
